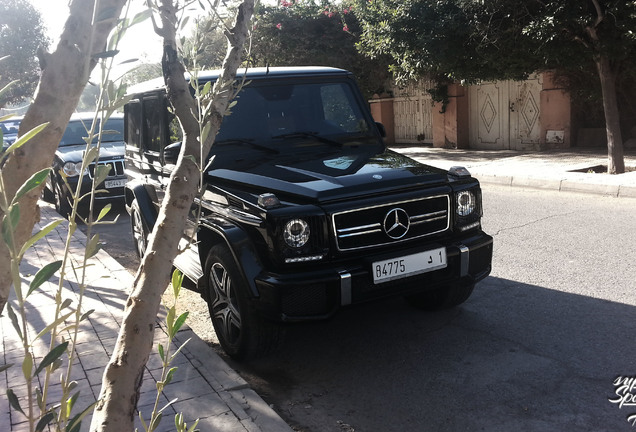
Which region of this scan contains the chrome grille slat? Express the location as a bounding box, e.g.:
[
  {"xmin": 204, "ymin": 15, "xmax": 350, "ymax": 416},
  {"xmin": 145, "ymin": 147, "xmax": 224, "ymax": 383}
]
[
  {"xmin": 332, "ymin": 195, "xmax": 450, "ymax": 251},
  {"xmin": 88, "ymin": 160, "xmax": 125, "ymax": 179}
]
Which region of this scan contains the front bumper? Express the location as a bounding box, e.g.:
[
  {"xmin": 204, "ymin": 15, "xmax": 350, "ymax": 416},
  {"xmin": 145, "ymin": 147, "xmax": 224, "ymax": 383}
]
[{"xmin": 253, "ymin": 231, "xmax": 493, "ymax": 322}]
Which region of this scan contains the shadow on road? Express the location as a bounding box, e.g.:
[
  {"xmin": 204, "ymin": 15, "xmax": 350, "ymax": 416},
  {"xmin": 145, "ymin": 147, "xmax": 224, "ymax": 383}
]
[{"xmin": 232, "ymin": 276, "xmax": 636, "ymax": 432}]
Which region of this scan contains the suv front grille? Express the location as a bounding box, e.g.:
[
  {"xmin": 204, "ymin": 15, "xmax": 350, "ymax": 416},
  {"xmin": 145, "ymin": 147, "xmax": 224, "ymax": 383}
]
[
  {"xmin": 332, "ymin": 195, "xmax": 450, "ymax": 251},
  {"xmin": 88, "ymin": 159, "xmax": 125, "ymax": 179}
]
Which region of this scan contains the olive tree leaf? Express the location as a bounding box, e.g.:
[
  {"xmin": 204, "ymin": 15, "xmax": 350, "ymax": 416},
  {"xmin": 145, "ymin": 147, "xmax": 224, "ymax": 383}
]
[
  {"xmin": 35, "ymin": 412, "xmax": 55, "ymax": 432},
  {"xmin": 1, "ymin": 206, "xmax": 20, "ymax": 250},
  {"xmin": 34, "ymin": 310, "xmax": 74, "ymax": 342},
  {"xmin": 22, "ymin": 352, "xmax": 33, "ymax": 380},
  {"xmin": 27, "ymin": 260, "xmax": 62, "ymax": 298},
  {"xmin": 85, "ymin": 233, "xmax": 101, "ymax": 259},
  {"xmin": 11, "ymin": 168, "xmax": 51, "ymax": 205},
  {"xmin": 34, "ymin": 341, "xmax": 69, "ymax": 376},
  {"xmin": 173, "ymin": 311, "xmax": 189, "ymax": 335},
  {"xmin": 4, "ymin": 122, "xmax": 48, "ymax": 155},
  {"xmin": 7, "ymin": 388, "xmax": 25, "ymax": 415},
  {"xmin": 19, "ymin": 219, "xmax": 64, "ymax": 257},
  {"xmin": 66, "ymin": 400, "xmax": 97, "ymax": 432},
  {"xmin": 0, "ymin": 363, "xmax": 14, "ymax": 373},
  {"xmin": 6, "ymin": 303, "xmax": 23, "ymax": 340}
]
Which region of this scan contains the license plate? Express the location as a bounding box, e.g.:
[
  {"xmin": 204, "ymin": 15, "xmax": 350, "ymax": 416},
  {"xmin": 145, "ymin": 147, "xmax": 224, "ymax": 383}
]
[
  {"xmin": 104, "ymin": 179, "xmax": 126, "ymax": 188},
  {"xmin": 372, "ymin": 247, "xmax": 447, "ymax": 284}
]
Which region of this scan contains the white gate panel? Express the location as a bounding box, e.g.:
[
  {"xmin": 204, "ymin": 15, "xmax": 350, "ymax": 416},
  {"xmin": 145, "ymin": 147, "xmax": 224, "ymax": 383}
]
[{"xmin": 392, "ymin": 81, "xmax": 433, "ymax": 144}]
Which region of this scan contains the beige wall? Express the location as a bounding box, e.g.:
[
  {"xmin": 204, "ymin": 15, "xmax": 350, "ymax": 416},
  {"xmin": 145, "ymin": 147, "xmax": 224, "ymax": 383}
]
[{"xmin": 369, "ymin": 97, "xmax": 395, "ymax": 146}]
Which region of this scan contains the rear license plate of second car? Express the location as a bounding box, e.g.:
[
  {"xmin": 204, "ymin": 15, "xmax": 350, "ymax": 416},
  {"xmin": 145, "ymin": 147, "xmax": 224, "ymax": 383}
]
[
  {"xmin": 105, "ymin": 179, "xmax": 126, "ymax": 188},
  {"xmin": 372, "ymin": 247, "xmax": 447, "ymax": 284}
]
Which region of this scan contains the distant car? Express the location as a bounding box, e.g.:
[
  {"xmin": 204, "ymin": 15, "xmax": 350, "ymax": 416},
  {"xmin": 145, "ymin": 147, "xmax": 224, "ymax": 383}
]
[
  {"xmin": 42, "ymin": 113, "xmax": 126, "ymax": 216},
  {"xmin": 1, "ymin": 116, "xmax": 21, "ymax": 151}
]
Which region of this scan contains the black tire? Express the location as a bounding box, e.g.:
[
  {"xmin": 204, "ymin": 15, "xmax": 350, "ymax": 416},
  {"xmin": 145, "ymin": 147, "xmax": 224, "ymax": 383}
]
[
  {"xmin": 41, "ymin": 179, "xmax": 55, "ymax": 203},
  {"xmin": 204, "ymin": 244, "xmax": 282, "ymax": 360},
  {"xmin": 404, "ymin": 283, "xmax": 475, "ymax": 311},
  {"xmin": 130, "ymin": 200, "xmax": 148, "ymax": 259},
  {"xmin": 54, "ymin": 181, "xmax": 72, "ymax": 218}
]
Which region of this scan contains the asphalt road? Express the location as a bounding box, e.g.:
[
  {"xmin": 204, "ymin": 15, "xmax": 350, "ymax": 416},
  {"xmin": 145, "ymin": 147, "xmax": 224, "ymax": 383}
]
[{"xmin": 84, "ymin": 185, "xmax": 636, "ymax": 432}]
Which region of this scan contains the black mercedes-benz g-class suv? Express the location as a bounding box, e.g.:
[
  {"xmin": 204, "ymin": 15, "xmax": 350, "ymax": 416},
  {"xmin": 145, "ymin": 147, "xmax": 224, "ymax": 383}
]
[{"xmin": 124, "ymin": 67, "xmax": 493, "ymax": 359}]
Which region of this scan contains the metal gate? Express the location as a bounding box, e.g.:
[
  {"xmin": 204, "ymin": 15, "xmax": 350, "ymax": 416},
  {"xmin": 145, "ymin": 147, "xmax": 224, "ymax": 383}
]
[{"xmin": 468, "ymin": 76, "xmax": 542, "ymax": 150}]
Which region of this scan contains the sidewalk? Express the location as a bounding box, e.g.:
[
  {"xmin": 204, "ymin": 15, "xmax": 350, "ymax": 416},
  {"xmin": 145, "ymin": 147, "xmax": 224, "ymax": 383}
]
[
  {"xmin": 394, "ymin": 147, "xmax": 636, "ymax": 198},
  {"xmin": 0, "ymin": 204, "xmax": 294, "ymax": 432}
]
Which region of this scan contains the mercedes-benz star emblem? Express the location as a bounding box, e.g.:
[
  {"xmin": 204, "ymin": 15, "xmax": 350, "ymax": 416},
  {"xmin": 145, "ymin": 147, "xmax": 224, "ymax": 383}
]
[{"xmin": 383, "ymin": 208, "xmax": 410, "ymax": 239}]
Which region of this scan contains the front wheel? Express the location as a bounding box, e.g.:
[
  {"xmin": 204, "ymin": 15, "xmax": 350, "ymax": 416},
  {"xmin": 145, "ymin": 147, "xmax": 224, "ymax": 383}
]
[
  {"xmin": 204, "ymin": 244, "xmax": 282, "ymax": 360},
  {"xmin": 54, "ymin": 181, "xmax": 72, "ymax": 218},
  {"xmin": 130, "ymin": 200, "xmax": 148, "ymax": 259},
  {"xmin": 404, "ymin": 283, "xmax": 475, "ymax": 311}
]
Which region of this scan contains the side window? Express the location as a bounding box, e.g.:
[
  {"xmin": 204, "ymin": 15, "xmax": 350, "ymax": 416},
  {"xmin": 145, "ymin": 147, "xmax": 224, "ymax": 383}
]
[
  {"xmin": 125, "ymin": 100, "xmax": 141, "ymax": 148},
  {"xmin": 142, "ymin": 97, "xmax": 164, "ymax": 153},
  {"xmin": 320, "ymin": 84, "xmax": 367, "ymax": 133}
]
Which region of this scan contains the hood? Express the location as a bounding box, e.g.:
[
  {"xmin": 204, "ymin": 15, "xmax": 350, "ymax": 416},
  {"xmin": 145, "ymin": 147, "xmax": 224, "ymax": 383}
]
[
  {"xmin": 55, "ymin": 141, "xmax": 125, "ymax": 162},
  {"xmin": 207, "ymin": 149, "xmax": 449, "ymax": 203}
]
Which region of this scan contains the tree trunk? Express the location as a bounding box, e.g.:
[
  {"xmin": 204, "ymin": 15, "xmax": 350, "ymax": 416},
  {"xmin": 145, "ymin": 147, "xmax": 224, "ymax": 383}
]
[
  {"xmin": 89, "ymin": 1, "xmax": 254, "ymax": 430},
  {"xmin": 595, "ymin": 54, "xmax": 625, "ymax": 174},
  {"xmin": 0, "ymin": 0, "xmax": 128, "ymax": 315}
]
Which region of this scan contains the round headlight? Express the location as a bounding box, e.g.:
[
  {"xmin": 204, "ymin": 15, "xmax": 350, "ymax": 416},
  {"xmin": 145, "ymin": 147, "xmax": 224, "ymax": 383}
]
[
  {"xmin": 456, "ymin": 191, "xmax": 476, "ymax": 217},
  {"xmin": 284, "ymin": 219, "xmax": 310, "ymax": 248},
  {"xmin": 62, "ymin": 162, "xmax": 84, "ymax": 177}
]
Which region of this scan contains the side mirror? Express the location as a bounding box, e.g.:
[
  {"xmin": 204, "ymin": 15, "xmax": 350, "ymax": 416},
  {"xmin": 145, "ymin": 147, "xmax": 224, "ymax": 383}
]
[
  {"xmin": 375, "ymin": 122, "xmax": 387, "ymax": 138},
  {"xmin": 163, "ymin": 141, "xmax": 181, "ymax": 165}
]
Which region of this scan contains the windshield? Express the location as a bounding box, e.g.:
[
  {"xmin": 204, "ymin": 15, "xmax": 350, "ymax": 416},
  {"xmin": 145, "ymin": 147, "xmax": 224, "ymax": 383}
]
[
  {"xmin": 214, "ymin": 81, "xmax": 373, "ymax": 145},
  {"xmin": 60, "ymin": 118, "xmax": 124, "ymax": 147},
  {"xmin": 1, "ymin": 120, "xmax": 20, "ymax": 135}
]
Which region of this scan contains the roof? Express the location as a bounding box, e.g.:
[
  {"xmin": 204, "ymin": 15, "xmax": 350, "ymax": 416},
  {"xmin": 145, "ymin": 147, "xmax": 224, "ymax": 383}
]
[
  {"xmin": 127, "ymin": 66, "xmax": 351, "ymax": 96},
  {"xmin": 68, "ymin": 112, "xmax": 124, "ymax": 121}
]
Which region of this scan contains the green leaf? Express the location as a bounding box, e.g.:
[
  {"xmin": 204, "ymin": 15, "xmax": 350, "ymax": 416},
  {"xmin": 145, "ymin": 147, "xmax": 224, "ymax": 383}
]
[
  {"xmin": 93, "ymin": 50, "xmax": 120, "ymax": 60},
  {"xmin": 6, "ymin": 303, "xmax": 23, "ymax": 340},
  {"xmin": 93, "ymin": 164, "xmax": 111, "ymax": 187},
  {"xmin": 61, "ymin": 298, "xmax": 72, "ymax": 310},
  {"xmin": 0, "ymin": 363, "xmax": 13, "ymax": 373},
  {"xmin": 7, "ymin": 388, "xmax": 25, "ymax": 415},
  {"xmin": 1, "ymin": 206, "xmax": 19, "ymax": 250},
  {"xmin": 66, "ymin": 391, "xmax": 80, "ymax": 417},
  {"xmin": 11, "ymin": 168, "xmax": 51, "ymax": 205},
  {"xmin": 158, "ymin": 343, "xmax": 165, "ymax": 362},
  {"xmin": 27, "ymin": 260, "xmax": 62, "ymax": 298},
  {"xmin": 80, "ymin": 309, "xmax": 94, "ymax": 322},
  {"xmin": 201, "ymin": 81, "xmax": 212, "ymax": 97},
  {"xmin": 172, "ymin": 269, "xmax": 183, "ymax": 298},
  {"xmin": 35, "ymin": 412, "xmax": 55, "ymax": 432},
  {"xmin": 96, "ymin": 204, "xmax": 112, "ymax": 222},
  {"xmin": 85, "ymin": 233, "xmax": 101, "ymax": 259},
  {"xmin": 34, "ymin": 311, "xmax": 75, "ymax": 341},
  {"xmin": 166, "ymin": 307, "xmax": 176, "ymax": 337},
  {"xmin": 66, "ymin": 400, "xmax": 97, "ymax": 432},
  {"xmin": 149, "ymin": 412, "xmax": 163, "ymax": 431},
  {"xmin": 34, "ymin": 341, "xmax": 69, "ymax": 376},
  {"xmin": 164, "ymin": 367, "xmax": 178, "ymax": 386},
  {"xmin": 173, "ymin": 311, "xmax": 189, "ymax": 335},
  {"xmin": 84, "ymin": 146, "xmax": 100, "ymax": 165},
  {"xmin": 22, "ymin": 352, "xmax": 33, "ymax": 380},
  {"xmin": 201, "ymin": 122, "xmax": 211, "ymax": 145},
  {"xmin": 4, "ymin": 122, "xmax": 48, "ymax": 155},
  {"xmin": 19, "ymin": 219, "xmax": 63, "ymax": 257},
  {"xmin": 130, "ymin": 8, "xmax": 152, "ymax": 27}
]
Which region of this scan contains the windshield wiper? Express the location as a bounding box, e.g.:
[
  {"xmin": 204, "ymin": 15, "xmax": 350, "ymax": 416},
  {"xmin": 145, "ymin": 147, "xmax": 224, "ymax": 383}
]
[
  {"xmin": 272, "ymin": 131, "xmax": 343, "ymax": 148},
  {"xmin": 215, "ymin": 138, "xmax": 279, "ymax": 154}
]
